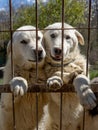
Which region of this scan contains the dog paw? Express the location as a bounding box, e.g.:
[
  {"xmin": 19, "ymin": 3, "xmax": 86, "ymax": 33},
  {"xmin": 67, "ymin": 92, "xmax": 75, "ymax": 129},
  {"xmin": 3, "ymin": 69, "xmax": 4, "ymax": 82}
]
[
  {"xmin": 10, "ymin": 77, "xmax": 28, "ymax": 96},
  {"xmin": 79, "ymin": 85, "xmax": 96, "ymax": 110},
  {"xmin": 73, "ymin": 75, "xmax": 96, "ymax": 110},
  {"xmin": 47, "ymin": 76, "xmax": 63, "ymax": 90}
]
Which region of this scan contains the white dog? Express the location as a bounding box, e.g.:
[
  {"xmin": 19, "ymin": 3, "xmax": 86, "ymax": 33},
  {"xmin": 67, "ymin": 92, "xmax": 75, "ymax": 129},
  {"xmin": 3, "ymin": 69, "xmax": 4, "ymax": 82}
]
[
  {"xmin": 0, "ymin": 25, "xmax": 48, "ymax": 130},
  {"xmin": 43, "ymin": 22, "xmax": 97, "ymax": 130}
]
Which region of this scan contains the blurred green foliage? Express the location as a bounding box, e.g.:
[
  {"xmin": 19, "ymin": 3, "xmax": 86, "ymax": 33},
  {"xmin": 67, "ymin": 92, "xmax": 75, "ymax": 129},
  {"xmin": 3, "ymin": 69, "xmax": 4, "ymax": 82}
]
[
  {"xmin": 90, "ymin": 70, "xmax": 98, "ymax": 80},
  {"xmin": 13, "ymin": 0, "xmax": 86, "ymax": 29}
]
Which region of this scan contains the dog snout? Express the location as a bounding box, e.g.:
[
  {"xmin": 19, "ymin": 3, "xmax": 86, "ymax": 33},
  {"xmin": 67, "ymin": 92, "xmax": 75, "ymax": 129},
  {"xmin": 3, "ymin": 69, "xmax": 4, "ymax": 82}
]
[
  {"xmin": 33, "ymin": 49, "xmax": 43, "ymax": 57},
  {"xmin": 54, "ymin": 48, "xmax": 62, "ymax": 55}
]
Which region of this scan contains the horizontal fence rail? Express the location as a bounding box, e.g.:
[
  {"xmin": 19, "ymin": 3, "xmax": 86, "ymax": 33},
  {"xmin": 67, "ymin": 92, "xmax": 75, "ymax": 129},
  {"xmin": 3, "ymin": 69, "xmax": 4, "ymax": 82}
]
[
  {"xmin": 0, "ymin": 27, "xmax": 98, "ymax": 33},
  {"xmin": 0, "ymin": 83, "xmax": 98, "ymax": 93}
]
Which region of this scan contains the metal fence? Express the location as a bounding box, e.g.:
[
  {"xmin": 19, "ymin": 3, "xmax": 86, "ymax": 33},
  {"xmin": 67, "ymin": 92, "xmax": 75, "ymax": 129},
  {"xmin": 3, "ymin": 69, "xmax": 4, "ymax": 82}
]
[{"xmin": 0, "ymin": 0, "xmax": 98, "ymax": 130}]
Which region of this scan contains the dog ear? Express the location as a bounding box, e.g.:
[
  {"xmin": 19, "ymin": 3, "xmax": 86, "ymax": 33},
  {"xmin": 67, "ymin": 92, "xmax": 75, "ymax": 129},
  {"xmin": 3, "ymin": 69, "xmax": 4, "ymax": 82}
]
[{"xmin": 75, "ymin": 30, "xmax": 84, "ymax": 45}]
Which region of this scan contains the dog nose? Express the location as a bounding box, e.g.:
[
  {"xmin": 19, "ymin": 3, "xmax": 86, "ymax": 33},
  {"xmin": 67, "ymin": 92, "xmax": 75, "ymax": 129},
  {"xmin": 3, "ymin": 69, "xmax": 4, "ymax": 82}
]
[
  {"xmin": 54, "ymin": 48, "xmax": 62, "ymax": 55},
  {"xmin": 34, "ymin": 49, "xmax": 43, "ymax": 57},
  {"xmin": 38, "ymin": 50, "xmax": 43, "ymax": 57}
]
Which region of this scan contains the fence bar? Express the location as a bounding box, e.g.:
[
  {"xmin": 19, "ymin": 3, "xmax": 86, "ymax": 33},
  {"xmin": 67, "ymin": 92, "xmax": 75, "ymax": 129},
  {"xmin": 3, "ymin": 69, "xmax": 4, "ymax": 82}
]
[
  {"xmin": 86, "ymin": 0, "xmax": 92, "ymax": 76},
  {"xmin": 59, "ymin": 0, "xmax": 65, "ymax": 129},
  {"xmin": 1, "ymin": 27, "xmax": 98, "ymax": 33},
  {"xmin": 35, "ymin": 0, "xmax": 38, "ymax": 81},
  {"xmin": 9, "ymin": 0, "xmax": 16, "ymax": 130},
  {"xmin": 35, "ymin": 0, "xmax": 39, "ymax": 129},
  {"xmin": 0, "ymin": 83, "xmax": 98, "ymax": 93},
  {"xmin": 61, "ymin": 0, "xmax": 65, "ymax": 80},
  {"xmin": 83, "ymin": 0, "xmax": 92, "ymax": 130}
]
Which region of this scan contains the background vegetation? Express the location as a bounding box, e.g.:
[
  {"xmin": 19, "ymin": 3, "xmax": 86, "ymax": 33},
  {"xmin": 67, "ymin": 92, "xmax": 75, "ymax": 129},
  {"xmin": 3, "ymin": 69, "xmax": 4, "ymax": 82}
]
[{"xmin": 13, "ymin": 0, "xmax": 85, "ymax": 29}]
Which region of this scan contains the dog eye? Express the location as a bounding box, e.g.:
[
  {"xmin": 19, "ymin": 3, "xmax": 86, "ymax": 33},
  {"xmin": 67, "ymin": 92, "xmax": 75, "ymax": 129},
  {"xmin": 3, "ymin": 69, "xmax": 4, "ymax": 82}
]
[
  {"xmin": 66, "ymin": 35, "xmax": 71, "ymax": 40},
  {"xmin": 20, "ymin": 40, "xmax": 28, "ymax": 44},
  {"xmin": 50, "ymin": 33, "xmax": 56, "ymax": 38}
]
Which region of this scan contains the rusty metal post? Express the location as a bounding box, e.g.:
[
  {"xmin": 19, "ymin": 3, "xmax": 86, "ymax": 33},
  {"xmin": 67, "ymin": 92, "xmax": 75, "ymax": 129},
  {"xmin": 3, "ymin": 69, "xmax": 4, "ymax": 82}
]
[
  {"xmin": 83, "ymin": 1, "xmax": 92, "ymax": 130},
  {"xmin": 35, "ymin": 0, "xmax": 39, "ymax": 130},
  {"xmin": 9, "ymin": 0, "xmax": 16, "ymax": 130},
  {"xmin": 60, "ymin": 0, "xmax": 65, "ymax": 129}
]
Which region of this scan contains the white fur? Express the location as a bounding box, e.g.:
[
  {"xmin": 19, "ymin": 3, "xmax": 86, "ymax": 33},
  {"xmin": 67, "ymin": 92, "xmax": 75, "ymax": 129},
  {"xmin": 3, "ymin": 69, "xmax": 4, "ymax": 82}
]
[
  {"xmin": 0, "ymin": 25, "xmax": 48, "ymax": 130},
  {"xmin": 43, "ymin": 22, "xmax": 96, "ymax": 130}
]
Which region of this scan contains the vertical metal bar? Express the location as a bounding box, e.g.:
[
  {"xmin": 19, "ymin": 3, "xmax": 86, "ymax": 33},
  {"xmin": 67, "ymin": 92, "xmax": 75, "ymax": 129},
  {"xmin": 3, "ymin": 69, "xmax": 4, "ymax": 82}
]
[
  {"xmin": 35, "ymin": 93, "xmax": 38, "ymax": 130},
  {"xmin": 61, "ymin": 0, "xmax": 64, "ymax": 79},
  {"xmin": 86, "ymin": 0, "xmax": 91, "ymax": 76},
  {"xmin": 60, "ymin": 0, "xmax": 65, "ymax": 130},
  {"xmin": 9, "ymin": 0, "xmax": 14, "ymax": 77},
  {"xmin": 60, "ymin": 93, "xmax": 63, "ymax": 130},
  {"xmin": 9, "ymin": 0, "xmax": 16, "ymax": 130},
  {"xmin": 83, "ymin": 1, "xmax": 92, "ymax": 130},
  {"xmin": 35, "ymin": 0, "xmax": 39, "ymax": 130},
  {"xmin": 96, "ymin": 0, "xmax": 98, "ymax": 43},
  {"xmin": 35, "ymin": 0, "xmax": 38, "ymax": 80}
]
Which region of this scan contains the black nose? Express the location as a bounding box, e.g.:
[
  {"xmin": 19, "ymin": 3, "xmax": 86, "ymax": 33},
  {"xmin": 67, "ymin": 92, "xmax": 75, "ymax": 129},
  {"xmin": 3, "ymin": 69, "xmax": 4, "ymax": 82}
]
[
  {"xmin": 38, "ymin": 50, "xmax": 43, "ymax": 57},
  {"xmin": 54, "ymin": 48, "xmax": 62, "ymax": 55},
  {"xmin": 34, "ymin": 49, "xmax": 43, "ymax": 57}
]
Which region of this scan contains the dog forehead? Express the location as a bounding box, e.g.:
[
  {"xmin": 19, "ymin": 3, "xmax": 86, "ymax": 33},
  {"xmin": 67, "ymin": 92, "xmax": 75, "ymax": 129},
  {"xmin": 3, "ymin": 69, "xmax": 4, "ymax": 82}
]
[
  {"xmin": 13, "ymin": 26, "xmax": 43, "ymax": 40},
  {"xmin": 45, "ymin": 22, "xmax": 75, "ymax": 35},
  {"xmin": 45, "ymin": 22, "xmax": 73, "ymax": 29},
  {"xmin": 13, "ymin": 31, "xmax": 30, "ymax": 41},
  {"xmin": 17, "ymin": 25, "xmax": 43, "ymax": 37},
  {"xmin": 64, "ymin": 29, "xmax": 75, "ymax": 35},
  {"xmin": 17, "ymin": 25, "xmax": 36, "ymax": 30}
]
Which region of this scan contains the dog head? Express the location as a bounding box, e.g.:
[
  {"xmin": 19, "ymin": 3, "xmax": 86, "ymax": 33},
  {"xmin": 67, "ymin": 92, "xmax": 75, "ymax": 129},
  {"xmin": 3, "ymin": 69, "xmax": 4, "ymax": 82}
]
[
  {"xmin": 7, "ymin": 25, "xmax": 46, "ymax": 68},
  {"xmin": 43, "ymin": 22, "xmax": 84, "ymax": 64}
]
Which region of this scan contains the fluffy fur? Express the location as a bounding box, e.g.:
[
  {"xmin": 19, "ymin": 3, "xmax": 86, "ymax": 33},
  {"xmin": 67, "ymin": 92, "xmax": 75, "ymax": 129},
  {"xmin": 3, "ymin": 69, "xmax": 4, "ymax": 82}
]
[
  {"xmin": 0, "ymin": 25, "xmax": 48, "ymax": 130},
  {"xmin": 43, "ymin": 22, "xmax": 96, "ymax": 130}
]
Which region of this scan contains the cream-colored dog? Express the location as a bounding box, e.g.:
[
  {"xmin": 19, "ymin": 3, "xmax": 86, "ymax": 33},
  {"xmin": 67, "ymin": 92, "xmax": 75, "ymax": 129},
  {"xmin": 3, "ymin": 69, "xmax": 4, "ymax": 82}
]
[
  {"xmin": 0, "ymin": 25, "xmax": 48, "ymax": 130},
  {"xmin": 43, "ymin": 22, "xmax": 97, "ymax": 130}
]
